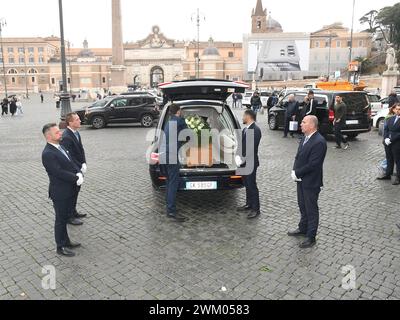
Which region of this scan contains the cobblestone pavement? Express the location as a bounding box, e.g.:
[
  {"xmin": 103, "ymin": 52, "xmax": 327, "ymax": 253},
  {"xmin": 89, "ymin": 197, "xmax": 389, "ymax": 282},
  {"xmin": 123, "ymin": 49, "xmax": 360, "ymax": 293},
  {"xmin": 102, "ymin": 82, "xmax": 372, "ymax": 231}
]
[{"xmin": 0, "ymin": 94, "xmax": 399, "ymax": 300}]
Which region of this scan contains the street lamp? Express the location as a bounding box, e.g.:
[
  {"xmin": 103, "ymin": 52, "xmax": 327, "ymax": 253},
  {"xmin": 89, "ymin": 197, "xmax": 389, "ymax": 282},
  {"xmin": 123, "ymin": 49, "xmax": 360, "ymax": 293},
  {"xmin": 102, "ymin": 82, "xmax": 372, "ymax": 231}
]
[
  {"xmin": 191, "ymin": 9, "xmax": 205, "ymax": 79},
  {"xmin": 58, "ymin": 0, "xmax": 71, "ymax": 127},
  {"xmin": 0, "ymin": 18, "xmax": 7, "ymax": 98},
  {"xmin": 348, "ymin": 0, "xmax": 356, "ymax": 81},
  {"xmin": 67, "ymin": 40, "xmax": 73, "ymax": 96}
]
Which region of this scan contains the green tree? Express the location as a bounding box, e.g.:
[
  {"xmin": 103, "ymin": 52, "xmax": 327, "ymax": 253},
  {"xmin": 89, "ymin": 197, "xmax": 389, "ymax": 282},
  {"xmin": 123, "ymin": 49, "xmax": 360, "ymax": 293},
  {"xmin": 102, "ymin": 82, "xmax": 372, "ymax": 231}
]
[{"xmin": 360, "ymin": 4, "xmax": 400, "ymax": 49}]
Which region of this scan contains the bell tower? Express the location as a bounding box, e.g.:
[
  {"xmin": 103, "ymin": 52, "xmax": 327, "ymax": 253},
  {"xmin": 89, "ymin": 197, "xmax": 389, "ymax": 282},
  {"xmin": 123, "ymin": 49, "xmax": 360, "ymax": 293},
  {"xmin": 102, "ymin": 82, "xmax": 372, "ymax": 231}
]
[{"xmin": 252, "ymin": 0, "xmax": 267, "ymax": 33}]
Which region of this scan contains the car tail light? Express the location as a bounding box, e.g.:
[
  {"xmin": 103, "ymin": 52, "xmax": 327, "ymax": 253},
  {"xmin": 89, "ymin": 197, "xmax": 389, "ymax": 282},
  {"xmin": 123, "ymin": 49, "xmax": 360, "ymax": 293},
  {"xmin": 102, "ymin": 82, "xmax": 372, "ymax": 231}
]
[
  {"xmin": 329, "ymin": 109, "xmax": 335, "ymax": 122},
  {"xmin": 367, "ymin": 108, "xmax": 372, "ymax": 119},
  {"xmin": 158, "ymin": 176, "xmax": 167, "ymax": 181},
  {"xmin": 150, "ymin": 153, "xmax": 160, "ymax": 164},
  {"xmin": 230, "ymin": 176, "xmax": 243, "ymax": 180}
]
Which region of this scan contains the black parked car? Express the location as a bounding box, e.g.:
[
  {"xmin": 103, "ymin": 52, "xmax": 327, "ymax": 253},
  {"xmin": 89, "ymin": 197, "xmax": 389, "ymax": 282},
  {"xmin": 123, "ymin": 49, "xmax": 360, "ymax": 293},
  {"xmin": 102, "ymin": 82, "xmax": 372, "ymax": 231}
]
[
  {"xmin": 268, "ymin": 90, "xmax": 371, "ymax": 138},
  {"xmin": 149, "ymin": 79, "xmax": 248, "ymax": 190},
  {"xmin": 76, "ymin": 94, "xmax": 160, "ymax": 129}
]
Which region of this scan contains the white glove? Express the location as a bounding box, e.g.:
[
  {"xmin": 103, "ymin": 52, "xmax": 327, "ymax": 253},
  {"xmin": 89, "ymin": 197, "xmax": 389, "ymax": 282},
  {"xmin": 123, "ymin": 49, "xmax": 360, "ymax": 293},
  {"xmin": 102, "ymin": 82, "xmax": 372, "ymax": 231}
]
[
  {"xmin": 385, "ymin": 138, "xmax": 392, "ymax": 146},
  {"xmin": 81, "ymin": 163, "xmax": 87, "ymax": 174},
  {"xmin": 76, "ymin": 173, "xmax": 84, "ymax": 187},
  {"xmin": 235, "ymin": 155, "xmax": 243, "ymax": 167},
  {"xmin": 291, "ymin": 170, "xmax": 302, "ymax": 182}
]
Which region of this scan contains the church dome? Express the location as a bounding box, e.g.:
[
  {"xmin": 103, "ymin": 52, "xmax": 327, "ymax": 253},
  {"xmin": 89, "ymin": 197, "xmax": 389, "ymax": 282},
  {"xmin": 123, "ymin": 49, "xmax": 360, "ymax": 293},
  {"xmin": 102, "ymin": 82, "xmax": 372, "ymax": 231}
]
[
  {"xmin": 266, "ymin": 14, "xmax": 283, "ymax": 32},
  {"xmin": 202, "ymin": 37, "xmax": 220, "ymax": 56}
]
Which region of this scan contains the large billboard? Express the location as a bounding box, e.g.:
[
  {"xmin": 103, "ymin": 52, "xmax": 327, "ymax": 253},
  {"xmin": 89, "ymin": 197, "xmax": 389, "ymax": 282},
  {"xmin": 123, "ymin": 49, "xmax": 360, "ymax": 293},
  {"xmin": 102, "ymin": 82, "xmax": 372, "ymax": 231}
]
[{"xmin": 248, "ymin": 38, "xmax": 310, "ymax": 75}]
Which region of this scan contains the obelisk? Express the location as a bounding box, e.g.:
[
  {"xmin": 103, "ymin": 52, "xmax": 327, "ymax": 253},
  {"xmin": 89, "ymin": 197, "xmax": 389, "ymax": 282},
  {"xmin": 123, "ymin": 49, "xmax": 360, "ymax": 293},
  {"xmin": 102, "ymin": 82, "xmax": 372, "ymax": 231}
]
[{"xmin": 110, "ymin": 0, "xmax": 127, "ymax": 92}]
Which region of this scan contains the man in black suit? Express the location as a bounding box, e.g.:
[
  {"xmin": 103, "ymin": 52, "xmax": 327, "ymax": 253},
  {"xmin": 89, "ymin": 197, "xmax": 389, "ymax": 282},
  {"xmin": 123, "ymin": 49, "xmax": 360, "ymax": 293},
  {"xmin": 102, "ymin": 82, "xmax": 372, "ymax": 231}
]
[
  {"xmin": 42, "ymin": 123, "xmax": 84, "ymax": 257},
  {"xmin": 300, "ymin": 90, "xmax": 318, "ymax": 119},
  {"xmin": 61, "ymin": 113, "xmax": 88, "ymax": 225},
  {"xmin": 237, "ymin": 110, "xmax": 262, "ymax": 219},
  {"xmin": 288, "ymin": 115, "xmax": 327, "ymax": 248},
  {"xmin": 379, "ymin": 103, "xmax": 400, "ymax": 185},
  {"xmin": 161, "ymin": 104, "xmax": 189, "ymax": 222},
  {"xmin": 283, "ymin": 94, "xmax": 299, "ymax": 138}
]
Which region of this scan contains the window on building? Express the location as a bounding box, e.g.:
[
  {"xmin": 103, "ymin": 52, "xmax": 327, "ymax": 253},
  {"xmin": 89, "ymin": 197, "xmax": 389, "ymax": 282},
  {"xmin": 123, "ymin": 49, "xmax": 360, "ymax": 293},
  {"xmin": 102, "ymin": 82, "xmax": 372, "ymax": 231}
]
[
  {"xmin": 8, "ymin": 68, "xmax": 18, "ymax": 74},
  {"xmin": 325, "ymin": 40, "xmax": 330, "ymax": 47},
  {"xmin": 102, "ymin": 77, "xmax": 106, "ymax": 83},
  {"xmin": 38, "ymin": 47, "xmax": 44, "ymax": 53},
  {"xmin": 67, "ymin": 78, "xmax": 71, "ymax": 84},
  {"xmin": 51, "ymin": 78, "xmax": 55, "ymax": 85},
  {"xmin": 19, "ymin": 57, "xmax": 25, "ymax": 64},
  {"xmin": 29, "ymin": 56, "xmax": 35, "ymax": 63},
  {"xmin": 336, "ymin": 41, "xmax": 341, "ymax": 47},
  {"xmin": 8, "ymin": 47, "xmax": 14, "ymax": 53},
  {"xmin": 0, "ymin": 57, "xmax": 2, "ymax": 63},
  {"xmin": 347, "ymin": 40, "xmax": 352, "ymax": 47},
  {"xmin": 31, "ymin": 77, "xmax": 36, "ymax": 83},
  {"xmin": 11, "ymin": 77, "xmax": 16, "ymax": 83},
  {"xmin": 257, "ymin": 20, "xmax": 262, "ymax": 29},
  {"xmin": 8, "ymin": 57, "xmax": 15, "ymax": 64},
  {"xmin": 28, "ymin": 47, "xmax": 34, "ymax": 53},
  {"xmin": 18, "ymin": 47, "xmax": 24, "ymax": 54},
  {"xmin": 359, "ymin": 40, "xmax": 364, "ymax": 47},
  {"xmin": 315, "ymin": 41, "xmax": 320, "ymax": 48},
  {"xmin": 38, "ymin": 56, "xmax": 44, "ymax": 63},
  {"xmin": 228, "ymin": 51, "xmax": 234, "ymax": 58},
  {"xmin": 226, "ymin": 75, "xmax": 230, "ymax": 80}
]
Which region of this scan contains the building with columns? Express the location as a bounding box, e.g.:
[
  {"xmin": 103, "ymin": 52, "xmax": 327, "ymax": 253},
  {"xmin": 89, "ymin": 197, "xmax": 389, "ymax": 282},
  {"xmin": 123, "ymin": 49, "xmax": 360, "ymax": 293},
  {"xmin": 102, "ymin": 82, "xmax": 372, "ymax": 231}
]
[{"xmin": 0, "ymin": 36, "xmax": 112, "ymax": 93}]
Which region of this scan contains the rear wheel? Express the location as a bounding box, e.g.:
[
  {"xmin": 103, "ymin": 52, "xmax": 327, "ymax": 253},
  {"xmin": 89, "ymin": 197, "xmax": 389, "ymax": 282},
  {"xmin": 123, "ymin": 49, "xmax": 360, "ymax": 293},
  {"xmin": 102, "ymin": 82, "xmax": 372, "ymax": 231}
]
[
  {"xmin": 141, "ymin": 114, "xmax": 154, "ymax": 127},
  {"xmin": 91, "ymin": 116, "xmax": 106, "ymax": 129},
  {"xmin": 376, "ymin": 118, "xmax": 384, "ymax": 129},
  {"xmin": 346, "ymin": 133, "xmax": 359, "ymax": 140},
  {"xmin": 268, "ymin": 115, "xmax": 278, "ymax": 130}
]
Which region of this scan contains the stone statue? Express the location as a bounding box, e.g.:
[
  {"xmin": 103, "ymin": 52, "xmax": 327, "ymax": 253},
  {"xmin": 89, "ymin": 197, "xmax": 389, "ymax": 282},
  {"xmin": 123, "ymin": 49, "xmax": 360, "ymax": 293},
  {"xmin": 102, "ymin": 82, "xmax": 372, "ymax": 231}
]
[{"xmin": 386, "ymin": 44, "xmax": 398, "ymax": 72}]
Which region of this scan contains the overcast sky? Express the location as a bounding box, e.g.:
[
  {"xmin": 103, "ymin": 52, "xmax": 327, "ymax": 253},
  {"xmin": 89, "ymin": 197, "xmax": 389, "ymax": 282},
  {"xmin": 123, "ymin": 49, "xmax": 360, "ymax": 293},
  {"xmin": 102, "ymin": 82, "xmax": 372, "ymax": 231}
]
[{"xmin": 1, "ymin": 0, "xmax": 399, "ymax": 48}]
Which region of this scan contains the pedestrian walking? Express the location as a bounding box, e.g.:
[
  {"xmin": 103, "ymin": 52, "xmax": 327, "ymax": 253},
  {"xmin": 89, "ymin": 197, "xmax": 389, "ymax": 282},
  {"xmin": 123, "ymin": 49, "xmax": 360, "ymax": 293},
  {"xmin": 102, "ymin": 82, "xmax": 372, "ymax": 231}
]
[
  {"xmin": 232, "ymin": 93, "xmax": 238, "ymax": 109},
  {"xmin": 1, "ymin": 97, "xmax": 8, "ymax": 116},
  {"xmin": 378, "ymin": 103, "xmax": 400, "ymax": 185},
  {"xmin": 333, "ymin": 95, "xmax": 350, "ymax": 150},
  {"xmin": 61, "ymin": 113, "xmax": 88, "ymax": 226},
  {"xmin": 236, "ymin": 110, "xmax": 262, "ymax": 219},
  {"xmin": 54, "ymin": 95, "xmax": 61, "ymax": 109},
  {"xmin": 283, "ymin": 94, "xmax": 299, "ymax": 138},
  {"xmin": 9, "ymin": 98, "xmax": 17, "ymax": 116},
  {"xmin": 40, "ymin": 93, "xmax": 44, "ymax": 103},
  {"xmin": 388, "ymin": 90, "xmax": 399, "ymax": 109},
  {"xmin": 41, "ymin": 123, "xmax": 83, "ymax": 257},
  {"xmin": 160, "ymin": 104, "xmax": 189, "ymax": 222},
  {"xmin": 16, "ymin": 98, "xmax": 23, "ymax": 115},
  {"xmin": 237, "ymin": 92, "xmax": 243, "ymax": 109},
  {"xmin": 251, "ymin": 91, "xmax": 262, "ymax": 114},
  {"xmin": 288, "ymin": 116, "xmax": 327, "ymax": 249}
]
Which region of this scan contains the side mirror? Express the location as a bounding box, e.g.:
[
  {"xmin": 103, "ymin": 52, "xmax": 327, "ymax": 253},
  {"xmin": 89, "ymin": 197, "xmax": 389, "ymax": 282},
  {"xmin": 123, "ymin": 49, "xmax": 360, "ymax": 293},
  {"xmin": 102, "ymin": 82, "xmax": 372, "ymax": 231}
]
[{"xmin": 110, "ymin": 104, "xmax": 115, "ymax": 109}]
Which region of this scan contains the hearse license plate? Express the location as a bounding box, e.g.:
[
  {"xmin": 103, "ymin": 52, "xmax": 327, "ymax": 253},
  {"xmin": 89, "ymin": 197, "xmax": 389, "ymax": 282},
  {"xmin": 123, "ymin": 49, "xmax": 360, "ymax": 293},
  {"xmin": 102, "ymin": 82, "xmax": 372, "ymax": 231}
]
[
  {"xmin": 186, "ymin": 181, "xmax": 217, "ymax": 190},
  {"xmin": 346, "ymin": 120, "xmax": 359, "ymax": 125}
]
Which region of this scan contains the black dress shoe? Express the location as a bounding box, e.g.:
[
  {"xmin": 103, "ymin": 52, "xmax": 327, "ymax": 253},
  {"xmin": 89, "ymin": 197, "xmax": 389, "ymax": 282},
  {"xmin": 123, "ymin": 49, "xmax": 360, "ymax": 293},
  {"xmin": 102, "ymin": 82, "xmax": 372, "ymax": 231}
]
[
  {"xmin": 57, "ymin": 247, "xmax": 76, "ymax": 257},
  {"xmin": 247, "ymin": 210, "xmax": 261, "ymax": 219},
  {"xmin": 287, "ymin": 229, "xmax": 307, "ymax": 237},
  {"xmin": 68, "ymin": 218, "xmax": 83, "ymax": 226},
  {"xmin": 377, "ymin": 176, "xmax": 391, "ymax": 180},
  {"xmin": 74, "ymin": 213, "xmax": 87, "ymax": 219},
  {"xmin": 66, "ymin": 242, "xmax": 81, "ymax": 249},
  {"xmin": 167, "ymin": 213, "xmax": 188, "ymax": 222},
  {"xmin": 299, "ymin": 238, "xmax": 316, "ymax": 249},
  {"xmin": 237, "ymin": 205, "xmax": 252, "ymax": 212}
]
